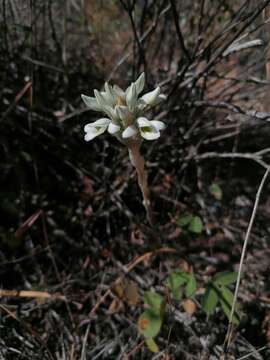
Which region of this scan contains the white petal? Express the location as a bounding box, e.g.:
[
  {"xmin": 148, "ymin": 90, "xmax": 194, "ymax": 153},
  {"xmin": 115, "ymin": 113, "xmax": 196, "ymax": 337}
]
[
  {"xmin": 126, "ymin": 83, "xmax": 137, "ymax": 111},
  {"xmin": 103, "ymin": 105, "xmax": 117, "ymax": 120},
  {"xmin": 151, "ymin": 120, "xmax": 166, "ymax": 131},
  {"xmin": 81, "ymin": 94, "xmax": 101, "ymax": 111},
  {"xmin": 115, "ymin": 105, "xmax": 130, "ymax": 122},
  {"xmin": 84, "ymin": 129, "xmax": 99, "ymax": 141},
  {"xmin": 113, "ymin": 85, "xmax": 125, "ymax": 98},
  {"xmin": 84, "ymin": 118, "xmax": 110, "ymax": 132},
  {"xmin": 137, "ymin": 99, "xmax": 147, "ymax": 112},
  {"xmin": 94, "ymin": 89, "xmax": 107, "ymax": 108},
  {"xmin": 140, "ymin": 130, "xmax": 160, "ymax": 141},
  {"xmin": 158, "ymin": 94, "xmax": 167, "ymax": 101},
  {"xmin": 94, "ymin": 118, "xmax": 111, "ymax": 126},
  {"xmin": 151, "ymin": 93, "xmax": 167, "ymax": 106},
  {"xmin": 134, "ymin": 72, "xmax": 145, "ymax": 95},
  {"xmin": 103, "ymin": 83, "xmax": 116, "ymax": 107},
  {"xmin": 84, "ymin": 119, "xmax": 110, "ymax": 141},
  {"xmin": 122, "ymin": 125, "xmax": 138, "ymax": 139},
  {"xmin": 141, "ymin": 87, "xmax": 160, "ymax": 105},
  {"xmin": 136, "ymin": 117, "xmax": 160, "ymax": 141},
  {"xmin": 136, "ymin": 117, "xmax": 152, "ymax": 128},
  {"xmin": 108, "ymin": 122, "xmax": 120, "ymax": 134}
]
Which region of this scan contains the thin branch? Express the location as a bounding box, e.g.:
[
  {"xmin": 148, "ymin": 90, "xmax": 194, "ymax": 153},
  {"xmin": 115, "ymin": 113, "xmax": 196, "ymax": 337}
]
[
  {"xmin": 188, "ymin": 100, "xmax": 270, "ymax": 122},
  {"xmin": 169, "ymin": 0, "xmax": 191, "ymax": 62},
  {"xmin": 174, "ymin": 0, "xmax": 270, "ymax": 96},
  {"xmin": 190, "ymin": 151, "xmax": 269, "ymax": 169},
  {"xmin": 223, "ymin": 166, "xmax": 270, "ymax": 354},
  {"xmin": 236, "ymin": 345, "xmax": 268, "ymax": 360}
]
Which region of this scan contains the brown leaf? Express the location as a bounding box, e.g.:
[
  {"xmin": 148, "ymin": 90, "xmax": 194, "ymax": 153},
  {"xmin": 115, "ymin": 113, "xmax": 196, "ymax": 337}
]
[
  {"xmin": 107, "ymin": 298, "xmax": 123, "ymax": 314},
  {"xmin": 113, "ymin": 282, "xmax": 125, "ymax": 299},
  {"xmin": 182, "ymin": 299, "xmax": 197, "ymax": 315},
  {"xmin": 124, "ymin": 281, "xmax": 140, "ymax": 306},
  {"xmin": 178, "ymin": 259, "xmax": 191, "ymax": 273},
  {"xmin": 113, "ymin": 280, "xmax": 140, "ymax": 306}
]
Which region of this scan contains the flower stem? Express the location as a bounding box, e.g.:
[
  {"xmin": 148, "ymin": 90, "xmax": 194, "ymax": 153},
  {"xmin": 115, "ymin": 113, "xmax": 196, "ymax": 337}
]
[{"xmin": 127, "ymin": 140, "xmax": 154, "ymax": 227}]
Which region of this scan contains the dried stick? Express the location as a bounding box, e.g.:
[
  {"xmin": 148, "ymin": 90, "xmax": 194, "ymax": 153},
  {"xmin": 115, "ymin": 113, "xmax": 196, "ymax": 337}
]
[
  {"xmin": 0, "ymin": 289, "xmax": 65, "ymax": 301},
  {"xmin": 223, "ymin": 166, "xmax": 270, "ymax": 355}
]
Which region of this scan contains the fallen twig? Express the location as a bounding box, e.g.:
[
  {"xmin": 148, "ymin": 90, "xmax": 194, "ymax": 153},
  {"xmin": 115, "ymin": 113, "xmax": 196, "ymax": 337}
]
[
  {"xmin": 223, "ymin": 166, "xmax": 270, "ymax": 354},
  {"xmin": 0, "ymin": 289, "xmax": 66, "ymax": 301}
]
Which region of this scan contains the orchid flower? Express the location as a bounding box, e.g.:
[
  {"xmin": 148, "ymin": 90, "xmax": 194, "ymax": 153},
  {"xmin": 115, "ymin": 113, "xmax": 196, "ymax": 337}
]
[
  {"xmin": 81, "ymin": 73, "xmax": 167, "ymax": 226},
  {"xmin": 81, "ymin": 73, "xmax": 166, "ymax": 142}
]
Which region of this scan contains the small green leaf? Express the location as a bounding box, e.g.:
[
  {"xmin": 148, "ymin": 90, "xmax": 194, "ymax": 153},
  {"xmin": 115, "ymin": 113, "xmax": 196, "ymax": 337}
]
[
  {"xmin": 202, "ymin": 286, "xmax": 218, "ymax": 315},
  {"xmin": 144, "ymin": 292, "xmax": 165, "ymax": 317},
  {"xmin": 213, "ymin": 272, "xmax": 237, "ymax": 286},
  {"xmin": 188, "ymin": 216, "xmax": 203, "ymax": 234},
  {"xmin": 219, "ymin": 286, "xmax": 240, "ymax": 325},
  {"xmin": 145, "ymin": 337, "xmax": 159, "ymax": 353},
  {"xmin": 138, "ymin": 310, "xmax": 162, "ymax": 338},
  {"xmin": 20, "ymin": 151, "xmax": 32, "ymax": 162},
  {"xmin": 172, "ymin": 288, "xmax": 183, "ymax": 301},
  {"xmin": 209, "ymin": 183, "xmax": 223, "ymax": 200},
  {"xmin": 185, "ymin": 274, "xmax": 197, "ymax": 297},
  {"xmin": 177, "ymin": 213, "xmax": 193, "ymax": 227},
  {"xmin": 166, "ymin": 270, "xmax": 189, "ymax": 293}
]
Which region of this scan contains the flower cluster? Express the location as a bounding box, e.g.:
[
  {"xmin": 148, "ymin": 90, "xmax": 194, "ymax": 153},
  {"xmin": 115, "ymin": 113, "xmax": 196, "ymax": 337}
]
[{"xmin": 81, "ymin": 73, "xmax": 166, "ymax": 142}]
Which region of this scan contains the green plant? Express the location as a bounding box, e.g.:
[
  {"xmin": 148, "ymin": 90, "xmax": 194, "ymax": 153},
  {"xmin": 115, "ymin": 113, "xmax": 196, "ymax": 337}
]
[
  {"xmin": 202, "ymin": 271, "xmax": 240, "ymax": 324},
  {"xmin": 209, "ymin": 183, "xmax": 223, "ymax": 201},
  {"xmin": 166, "ymin": 269, "xmax": 197, "ymax": 300},
  {"xmin": 138, "ymin": 270, "xmax": 239, "ymax": 353},
  {"xmin": 177, "ymin": 212, "xmax": 203, "ymax": 234},
  {"xmin": 137, "ymin": 291, "xmax": 165, "ymax": 353}
]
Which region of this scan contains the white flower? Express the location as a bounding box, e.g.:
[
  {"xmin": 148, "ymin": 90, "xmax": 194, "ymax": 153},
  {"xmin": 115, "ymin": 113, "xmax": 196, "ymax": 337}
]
[
  {"xmin": 81, "ymin": 72, "xmax": 166, "ymax": 142},
  {"xmin": 122, "ymin": 117, "xmax": 165, "ymax": 141},
  {"xmin": 81, "ymin": 94, "xmax": 101, "ymax": 112},
  {"xmin": 140, "ymin": 87, "xmax": 161, "ymax": 106},
  {"xmin": 137, "ymin": 117, "xmax": 165, "ymax": 140},
  {"xmin": 84, "ymin": 118, "xmax": 111, "ymax": 141},
  {"xmin": 108, "ymin": 122, "xmax": 121, "ymax": 134},
  {"xmin": 122, "ymin": 125, "xmax": 138, "ymax": 139}
]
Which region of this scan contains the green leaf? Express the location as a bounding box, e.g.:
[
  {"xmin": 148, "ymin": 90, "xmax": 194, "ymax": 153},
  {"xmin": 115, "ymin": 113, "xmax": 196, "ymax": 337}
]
[
  {"xmin": 202, "ymin": 286, "xmax": 218, "ymax": 315},
  {"xmin": 172, "ymin": 288, "xmax": 183, "ymax": 301},
  {"xmin": 209, "ymin": 183, "xmax": 222, "ymax": 200},
  {"xmin": 166, "ymin": 270, "xmax": 189, "ymax": 294},
  {"xmin": 20, "ymin": 151, "xmax": 32, "ymax": 162},
  {"xmin": 144, "ymin": 292, "xmax": 165, "ymax": 317},
  {"xmin": 138, "ymin": 310, "xmax": 162, "ymax": 338},
  {"xmin": 176, "ymin": 213, "xmax": 193, "ymax": 227},
  {"xmin": 188, "ymin": 216, "xmax": 203, "ymax": 234},
  {"xmin": 145, "ymin": 337, "xmax": 159, "ymax": 353},
  {"xmin": 185, "ymin": 274, "xmax": 197, "ymax": 297},
  {"xmin": 213, "ymin": 272, "xmax": 237, "ymax": 286},
  {"xmin": 219, "ymin": 286, "xmax": 240, "ymax": 325}
]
